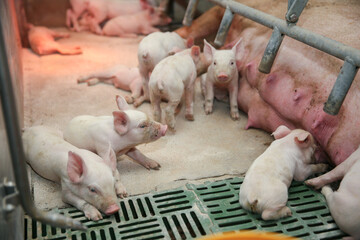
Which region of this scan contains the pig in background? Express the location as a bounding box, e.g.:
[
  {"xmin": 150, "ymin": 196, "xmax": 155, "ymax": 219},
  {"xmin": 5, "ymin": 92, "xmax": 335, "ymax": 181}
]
[
  {"xmin": 239, "ymin": 125, "xmax": 328, "ymax": 220},
  {"xmin": 64, "ymin": 95, "xmax": 167, "ymax": 197},
  {"xmin": 77, "ymin": 65, "xmax": 143, "ymax": 104},
  {"xmin": 149, "ymin": 46, "xmax": 201, "ymax": 130},
  {"xmin": 27, "ymin": 24, "xmax": 82, "ymax": 56},
  {"xmin": 23, "ymin": 126, "xmax": 119, "ymax": 221},
  {"xmin": 135, "ymin": 31, "xmax": 193, "ymax": 107},
  {"xmin": 306, "ymin": 146, "xmax": 360, "ymax": 239},
  {"xmin": 202, "ymin": 39, "xmax": 244, "ymax": 120}
]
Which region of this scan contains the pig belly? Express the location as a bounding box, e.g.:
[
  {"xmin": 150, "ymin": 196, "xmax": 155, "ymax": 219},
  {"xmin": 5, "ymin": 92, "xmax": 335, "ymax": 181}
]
[{"xmin": 177, "ymin": 0, "xmax": 360, "ymax": 165}]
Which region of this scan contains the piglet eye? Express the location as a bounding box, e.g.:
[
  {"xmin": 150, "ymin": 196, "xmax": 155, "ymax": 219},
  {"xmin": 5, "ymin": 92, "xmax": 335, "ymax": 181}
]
[
  {"xmin": 213, "ymin": 61, "xmax": 217, "ymax": 65},
  {"xmin": 139, "ymin": 123, "xmax": 148, "ymax": 128},
  {"xmin": 88, "ymin": 186, "xmax": 97, "ymax": 193},
  {"xmin": 230, "ymin": 61, "xmax": 234, "ymax": 65}
]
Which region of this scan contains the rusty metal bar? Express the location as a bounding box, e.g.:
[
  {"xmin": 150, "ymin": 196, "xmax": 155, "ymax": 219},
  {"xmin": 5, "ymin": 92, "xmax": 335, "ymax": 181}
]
[{"xmin": 214, "ymin": 6, "xmax": 235, "ymax": 47}]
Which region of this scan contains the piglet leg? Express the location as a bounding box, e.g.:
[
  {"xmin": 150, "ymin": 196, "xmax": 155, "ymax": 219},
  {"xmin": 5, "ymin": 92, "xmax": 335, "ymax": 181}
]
[
  {"xmin": 204, "ymin": 80, "xmax": 214, "ymax": 114},
  {"xmin": 184, "ymin": 82, "xmax": 195, "ymax": 121},
  {"xmin": 126, "ymin": 147, "xmax": 161, "ymax": 170},
  {"xmin": 228, "ymin": 79, "xmax": 239, "ymax": 120},
  {"xmin": 62, "ymin": 186, "xmax": 103, "ymax": 221},
  {"xmin": 114, "ymin": 169, "xmax": 128, "ymax": 198},
  {"xmin": 56, "ymin": 44, "xmax": 82, "ymax": 55},
  {"xmin": 262, "ymin": 206, "xmax": 292, "ymax": 220},
  {"xmin": 294, "ymin": 163, "xmax": 329, "ymax": 182}
]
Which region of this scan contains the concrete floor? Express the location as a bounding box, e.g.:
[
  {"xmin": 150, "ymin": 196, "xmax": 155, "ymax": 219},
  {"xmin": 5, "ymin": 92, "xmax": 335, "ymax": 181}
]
[{"xmin": 23, "ymin": 28, "xmax": 273, "ymax": 210}]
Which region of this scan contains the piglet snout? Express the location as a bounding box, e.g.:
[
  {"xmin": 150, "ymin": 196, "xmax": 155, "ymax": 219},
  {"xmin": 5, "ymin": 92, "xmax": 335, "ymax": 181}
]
[
  {"xmin": 105, "ymin": 204, "xmax": 120, "ymax": 215},
  {"xmin": 160, "ymin": 124, "xmax": 168, "ymax": 136},
  {"xmin": 217, "ymin": 73, "xmax": 229, "ymax": 82}
]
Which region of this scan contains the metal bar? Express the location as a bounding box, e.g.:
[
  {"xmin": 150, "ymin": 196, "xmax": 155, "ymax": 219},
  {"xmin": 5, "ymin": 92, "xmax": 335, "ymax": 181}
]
[
  {"xmin": 0, "ymin": 21, "xmax": 86, "ymax": 231},
  {"xmin": 286, "ymin": 0, "xmax": 308, "ymax": 24},
  {"xmin": 323, "ymin": 58, "xmax": 359, "ymax": 115},
  {"xmin": 208, "ymin": 0, "xmax": 360, "ymax": 68},
  {"xmin": 258, "ymin": 27, "xmax": 284, "ymax": 73},
  {"xmin": 182, "ymin": 0, "xmax": 199, "ymax": 26},
  {"xmin": 214, "ymin": 6, "xmax": 235, "ymax": 47}
]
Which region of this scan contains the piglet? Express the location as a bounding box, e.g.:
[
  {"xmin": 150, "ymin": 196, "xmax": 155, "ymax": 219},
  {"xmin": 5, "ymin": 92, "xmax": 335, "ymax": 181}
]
[
  {"xmin": 135, "ymin": 32, "xmax": 192, "ymax": 107},
  {"xmin": 64, "ymin": 95, "xmax": 167, "ymax": 196},
  {"xmin": 102, "ymin": 7, "xmax": 171, "ymax": 38},
  {"xmin": 306, "ymin": 147, "xmax": 360, "ymax": 239},
  {"xmin": 77, "ymin": 65, "xmax": 143, "ymax": 104},
  {"xmin": 239, "ymin": 125, "xmax": 328, "ymax": 220},
  {"xmin": 202, "ymin": 39, "xmax": 244, "ymax": 120},
  {"xmin": 28, "ymin": 24, "xmax": 82, "ymax": 55},
  {"xmin": 22, "ymin": 126, "xmax": 119, "ymax": 221},
  {"xmin": 148, "ymin": 46, "xmax": 200, "ymax": 130}
]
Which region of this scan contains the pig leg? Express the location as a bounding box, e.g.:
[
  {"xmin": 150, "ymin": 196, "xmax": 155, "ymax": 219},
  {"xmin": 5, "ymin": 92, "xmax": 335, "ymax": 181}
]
[
  {"xmin": 126, "ymin": 79, "xmax": 143, "ymax": 104},
  {"xmin": 55, "ymin": 43, "xmax": 82, "ymax": 55},
  {"xmin": 184, "ymin": 82, "xmax": 195, "ymax": 121},
  {"xmin": 86, "ymin": 16, "xmax": 103, "ymax": 35},
  {"xmin": 262, "ymin": 206, "xmax": 292, "ymax": 220},
  {"xmin": 62, "ymin": 186, "xmax": 103, "ymax": 221},
  {"xmin": 204, "ymin": 80, "xmax": 214, "ymax": 114},
  {"xmin": 294, "ymin": 163, "xmax": 329, "ymax": 182},
  {"xmin": 114, "ymin": 169, "xmax": 128, "ymax": 198},
  {"xmin": 50, "ymin": 31, "xmax": 70, "ymax": 39},
  {"xmin": 134, "ymin": 70, "xmax": 150, "ymax": 107},
  {"xmin": 165, "ymin": 100, "xmax": 181, "ymax": 130},
  {"xmin": 66, "ymin": 9, "xmax": 82, "ymax": 32},
  {"xmin": 126, "ymin": 147, "xmax": 161, "ymax": 170},
  {"xmin": 228, "ymin": 79, "xmax": 239, "ymax": 120},
  {"xmin": 149, "ymin": 90, "xmax": 162, "ymax": 122}
]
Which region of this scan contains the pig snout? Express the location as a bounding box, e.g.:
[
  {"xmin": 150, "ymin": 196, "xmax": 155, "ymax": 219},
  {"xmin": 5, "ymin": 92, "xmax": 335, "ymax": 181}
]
[
  {"xmin": 105, "ymin": 204, "xmax": 120, "ymax": 215},
  {"xmin": 217, "ymin": 73, "xmax": 229, "ymax": 82}
]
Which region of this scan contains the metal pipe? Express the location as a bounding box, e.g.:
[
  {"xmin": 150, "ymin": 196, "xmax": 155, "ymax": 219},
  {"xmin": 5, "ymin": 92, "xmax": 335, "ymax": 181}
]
[
  {"xmin": 0, "ymin": 22, "xmax": 86, "ymax": 231},
  {"xmin": 258, "ymin": 27, "xmax": 284, "ymax": 73},
  {"xmin": 285, "ymin": 0, "xmax": 308, "ymax": 24},
  {"xmin": 214, "ymin": 6, "xmax": 235, "ymax": 47},
  {"xmin": 323, "ymin": 58, "xmax": 359, "ymax": 115},
  {"xmin": 182, "ymin": 0, "xmax": 199, "ymax": 26},
  {"xmin": 208, "ymin": 0, "xmax": 360, "ymax": 68}
]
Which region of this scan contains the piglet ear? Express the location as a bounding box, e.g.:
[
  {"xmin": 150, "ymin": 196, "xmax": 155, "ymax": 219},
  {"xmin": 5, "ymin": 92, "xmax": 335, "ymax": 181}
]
[
  {"xmin": 113, "ymin": 111, "xmax": 129, "ymax": 135},
  {"xmin": 191, "ymin": 46, "xmax": 200, "ymax": 58},
  {"xmin": 102, "ymin": 143, "xmax": 117, "ymax": 174},
  {"xmin": 295, "ymin": 132, "xmax": 312, "ymax": 148},
  {"xmin": 186, "ymin": 37, "xmax": 194, "ymax": 48},
  {"xmin": 116, "ymin": 95, "xmax": 130, "ymax": 110},
  {"xmin": 203, "ymin": 39, "xmax": 215, "ymax": 62},
  {"xmin": 232, "ymin": 38, "xmax": 245, "ymax": 58},
  {"xmin": 67, "ymin": 151, "xmax": 87, "ymax": 183},
  {"xmin": 271, "ymin": 125, "xmax": 291, "ymax": 139}
]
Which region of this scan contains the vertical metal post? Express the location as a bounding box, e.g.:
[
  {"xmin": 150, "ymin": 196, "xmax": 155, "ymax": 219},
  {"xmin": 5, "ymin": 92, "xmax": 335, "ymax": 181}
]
[
  {"xmin": 182, "ymin": 0, "xmax": 199, "ymax": 26},
  {"xmin": 214, "ymin": 6, "xmax": 235, "ymax": 47},
  {"xmin": 323, "ymin": 57, "xmax": 359, "ymax": 115},
  {"xmin": 258, "ymin": 27, "xmax": 284, "ymax": 74}
]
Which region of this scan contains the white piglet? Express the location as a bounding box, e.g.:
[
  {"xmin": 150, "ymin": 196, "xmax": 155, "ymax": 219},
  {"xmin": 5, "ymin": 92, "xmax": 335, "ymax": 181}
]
[
  {"xmin": 202, "ymin": 39, "xmax": 244, "ymax": 120},
  {"xmin": 64, "ymin": 95, "xmax": 167, "ymax": 196},
  {"xmin": 306, "ymin": 146, "xmax": 360, "ymax": 240},
  {"xmin": 149, "ymin": 46, "xmax": 200, "ymax": 130},
  {"xmin": 23, "ymin": 126, "xmax": 119, "ymax": 221},
  {"xmin": 135, "ymin": 31, "xmax": 191, "ymax": 107},
  {"xmin": 239, "ymin": 125, "xmax": 328, "ymax": 220}
]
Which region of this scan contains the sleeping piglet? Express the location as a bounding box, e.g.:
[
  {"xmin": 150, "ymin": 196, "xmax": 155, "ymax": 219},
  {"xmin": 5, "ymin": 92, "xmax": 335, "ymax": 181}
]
[
  {"xmin": 22, "ymin": 126, "xmax": 119, "ymax": 221},
  {"xmin": 202, "ymin": 38, "xmax": 244, "ymax": 120},
  {"xmin": 64, "ymin": 95, "xmax": 167, "ymax": 196},
  {"xmin": 306, "ymin": 146, "xmax": 360, "ymax": 239},
  {"xmin": 239, "ymin": 125, "xmax": 328, "ymax": 220}
]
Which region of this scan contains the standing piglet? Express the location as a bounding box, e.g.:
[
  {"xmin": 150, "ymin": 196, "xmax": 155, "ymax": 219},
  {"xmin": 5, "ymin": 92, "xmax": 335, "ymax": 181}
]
[
  {"xmin": 102, "ymin": 7, "xmax": 171, "ymax": 38},
  {"xmin": 306, "ymin": 147, "xmax": 360, "ymax": 239},
  {"xmin": 202, "ymin": 39, "xmax": 244, "ymax": 120},
  {"xmin": 239, "ymin": 125, "xmax": 328, "ymax": 220},
  {"xmin": 135, "ymin": 32, "xmax": 191, "ymax": 107},
  {"xmin": 148, "ymin": 46, "xmax": 200, "ymax": 130},
  {"xmin": 28, "ymin": 25, "xmax": 82, "ymax": 55},
  {"xmin": 64, "ymin": 95, "xmax": 167, "ymax": 196},
  {"xmin": 23, "ymin": 126, "xmax": 119, "ymax": 221},
  {"xmin": 77, "ymin": 65, "xmax": 143, "ymax": 104}
]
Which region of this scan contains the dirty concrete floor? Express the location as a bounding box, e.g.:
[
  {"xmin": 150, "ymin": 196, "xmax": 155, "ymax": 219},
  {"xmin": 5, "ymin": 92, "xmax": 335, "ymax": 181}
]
[{"xmin": 23, "ymin": 28, "xmax": 273, "ymax": 210}]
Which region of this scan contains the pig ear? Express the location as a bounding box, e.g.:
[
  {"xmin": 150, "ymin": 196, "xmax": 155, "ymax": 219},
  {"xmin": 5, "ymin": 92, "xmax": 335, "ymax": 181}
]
[
  {"xmin": 102, "ymin": 143, "xmax": 117, "ymax": 173},
  {"xmin": 191, "ymin": 46, "xmax": 200, "ymax": 58},
  {"xmin": 113, "ymin": 111, "xmax": 129, "ymax": 135},
  {"xmin": 116, "ymin": 95, "xmax": 130, "ymax": 110},
  {"xmin": 203, "ymin": 39, "xmax": 215, "ymax": 62},
  {"xmin": 232, "ymin": 38, "xmax": 245, "ymax": 58},
  {"xmin": 294, "ymin": 132, "xmax": 312, "ymax": 148},
  {"xmin": 271, "ymin": 125, "xmax": 291, "ymax": 139},
  {"xmin": 67, "ymin": 151, "xmax": 87, "ymax": 183},
  {"xmin": 186, "ymin": 37, "xmax": 194, "ymax": 48}
]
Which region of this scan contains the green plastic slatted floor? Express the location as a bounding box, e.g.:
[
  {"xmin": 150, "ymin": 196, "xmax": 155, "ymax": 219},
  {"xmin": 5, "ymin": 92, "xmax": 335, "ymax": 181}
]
[{"xmin": 24, "ymin": 177, "xmax": 347, "ymax": 240}]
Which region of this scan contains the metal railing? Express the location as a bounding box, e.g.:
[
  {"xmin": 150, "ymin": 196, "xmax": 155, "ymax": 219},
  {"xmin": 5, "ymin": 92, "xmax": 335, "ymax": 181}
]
[{"xmin": 183, "ymin": 0, "xmax": 360, "ymax": 115}]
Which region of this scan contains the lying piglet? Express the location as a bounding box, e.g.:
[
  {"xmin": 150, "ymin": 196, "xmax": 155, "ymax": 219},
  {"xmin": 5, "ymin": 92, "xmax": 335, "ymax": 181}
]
[
  {"xmin": 102, "ymin": 7, "xmax": 171, "ymax": 38},
  {"xmin": 306, "ymin": 147, "xmax": 360, "ymax": 239},
  {"xmin": 239, "ymin": 125, "xmax": 328, "ymax": 220},
  {"xmin": 149, "ymin": 46, "xmax": 200, "ymax": 130},
  {"xmin": 28, "ymin": 24, "xmax": 82, "ymax": 55},
  {"xmin": 77, "ymin": 65, "xmax": 143, "ymax": 104},
  {"xmin": 23, "ymin": 126, "xmax": 119, "ymax": 221},
  {"xmin": 135, "ymin": 32, "xmax": 192, "ymax": 107},
  {"xmin": 202, "ymin": 39, "xmax": 244, "ymax": 120},
  {"xmin": 64, "ymin": 95, "xmax": 167, "ymax": 196}
]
